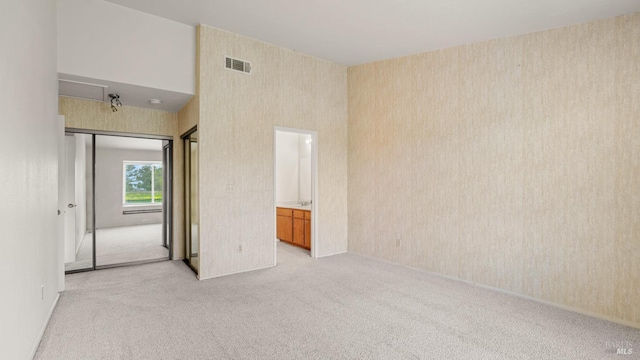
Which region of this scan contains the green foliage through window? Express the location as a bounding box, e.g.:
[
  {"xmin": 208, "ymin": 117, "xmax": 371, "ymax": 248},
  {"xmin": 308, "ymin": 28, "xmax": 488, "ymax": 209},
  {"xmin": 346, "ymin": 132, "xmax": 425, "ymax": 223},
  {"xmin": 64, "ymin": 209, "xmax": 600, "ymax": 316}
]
[{"xmin": 124, "ymin": 162, "xmax": 163, "ymax": 204}]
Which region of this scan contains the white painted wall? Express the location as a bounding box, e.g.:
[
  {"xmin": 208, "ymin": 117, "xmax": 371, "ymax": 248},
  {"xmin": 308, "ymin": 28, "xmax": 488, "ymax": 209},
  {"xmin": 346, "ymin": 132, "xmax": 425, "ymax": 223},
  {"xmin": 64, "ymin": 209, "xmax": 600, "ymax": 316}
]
[
  {"xmin": 95, "ymin": 147, "xmax": 163, "ymax": 229},
  {"xmin": 276, "ymin": 132, "xmax": 313, "ymax": 203},
  {"xmin": 275, "ymin": 131, "xmax": 299, "ymax": 202},
  {"xmin": 85, "ymin": 140, "xmax": 94, "ymax": 232},
  {"xmin": 64, "ymin": 136, "xmax": 77, "ymax": 262},
  {"xmin": 57, "ymin": 0, "xmax": 195, "ymax": 95},
  {"xmin": 57, "ymin": 116, "xmax": 66, "ymax": 292},
  {"xmin": 298, "ymin": 134, "xmax": 312, "ymax": 201},
  {"xmin": 0, "ymin": 0, "xmax": 60, "ymax": 359},
  {"xmin": 74, "ymin": 134, "xmax": 87, "ymax": 253}
]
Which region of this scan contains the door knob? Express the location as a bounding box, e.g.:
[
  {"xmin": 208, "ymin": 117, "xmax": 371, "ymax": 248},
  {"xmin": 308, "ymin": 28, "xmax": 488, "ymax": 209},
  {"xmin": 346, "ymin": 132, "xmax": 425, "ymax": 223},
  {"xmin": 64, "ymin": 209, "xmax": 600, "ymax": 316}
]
[{"xmin": 68, "ymin": 204, "xmax": 77, "ymax": 208}]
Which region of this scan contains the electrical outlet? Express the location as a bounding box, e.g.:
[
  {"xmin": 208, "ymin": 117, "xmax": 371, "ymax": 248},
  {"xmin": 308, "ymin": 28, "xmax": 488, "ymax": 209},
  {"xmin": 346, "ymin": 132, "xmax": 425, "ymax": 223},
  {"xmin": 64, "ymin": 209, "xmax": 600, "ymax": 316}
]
[
  {"xmin": 238, "ymin": 245, "xmax": 243, "ymax": 253},
  {"xmin": 41, "ymin": 285, "xmax": 44, "ymax": 300},
  {"xmin": 395, "ymin": 239, "xmax": 401, "ymax": 248},
  {"xmin": 226, "ymin": 184, "xmax": 235, "ymax": 193}
]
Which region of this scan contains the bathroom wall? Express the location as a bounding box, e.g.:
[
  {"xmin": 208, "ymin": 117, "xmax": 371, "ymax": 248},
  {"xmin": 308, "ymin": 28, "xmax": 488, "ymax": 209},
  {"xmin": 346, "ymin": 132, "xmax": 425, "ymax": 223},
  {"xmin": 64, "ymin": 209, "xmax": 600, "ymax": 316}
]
[
  {"xmin": 275, "ymin": 131, "xmax": 300, "ymax": 202},
  {"xmin": 298, "ymin": 134, "xmax": 312, "ymax": 201}
]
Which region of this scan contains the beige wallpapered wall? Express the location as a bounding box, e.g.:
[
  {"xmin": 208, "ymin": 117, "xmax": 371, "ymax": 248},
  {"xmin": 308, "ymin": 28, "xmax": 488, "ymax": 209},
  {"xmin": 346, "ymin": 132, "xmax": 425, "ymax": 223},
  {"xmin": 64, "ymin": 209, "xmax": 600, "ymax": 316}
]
[
  {"xmin": 59, "ymin": 97, "xmax": 185, "ymax": 259},
  {"xmin": 197, "ymin": 25, "xmax": 349, "ymax": 278},
  {"xmin": 347, "ymin": 13, "xmax": 640, "ymax": 326}
]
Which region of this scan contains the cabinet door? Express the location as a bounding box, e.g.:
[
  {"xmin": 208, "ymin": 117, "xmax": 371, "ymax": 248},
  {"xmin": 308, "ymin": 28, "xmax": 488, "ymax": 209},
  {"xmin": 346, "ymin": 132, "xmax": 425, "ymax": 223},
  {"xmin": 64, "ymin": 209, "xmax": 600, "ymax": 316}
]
[
  {"xmin": 277, "ymin": 215, "xmax": 292, "ymax": 242},
  {"xmin": 293, "ymin": 217, "xmax": 305, "ymax": 246},
  {"xmin": 304, "ymin": 219, "xmax": 311, "ymax": 248}
]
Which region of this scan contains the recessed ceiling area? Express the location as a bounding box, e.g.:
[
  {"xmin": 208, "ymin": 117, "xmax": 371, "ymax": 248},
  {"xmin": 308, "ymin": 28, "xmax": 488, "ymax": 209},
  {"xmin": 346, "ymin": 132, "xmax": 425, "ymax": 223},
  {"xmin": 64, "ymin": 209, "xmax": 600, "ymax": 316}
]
[
  {"xmin": 106, "ymin": 0, "xmax": 640, "ymax": 65},
  {"xmin": 58, "ymin": 73, "xmax": 193, "ymax": 113},
  {"xmin": 94, "ymin": 135, "xmax": 164, "ymax": 152}
]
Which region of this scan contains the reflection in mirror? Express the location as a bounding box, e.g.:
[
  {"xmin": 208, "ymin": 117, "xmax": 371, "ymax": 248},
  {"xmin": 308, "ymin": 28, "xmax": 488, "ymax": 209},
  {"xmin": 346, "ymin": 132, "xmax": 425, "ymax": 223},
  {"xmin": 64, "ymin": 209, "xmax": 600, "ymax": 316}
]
[
  {"xmin": 64, "ymin": 133, "xmax": 94, "ymax": 272},
  {"xmin": 94, "ymin": 135, "xmax": 169, "ymax": 267},
  {"xmin": 184, "ymin": 130, "xmax": 199, "ymax": 273}
]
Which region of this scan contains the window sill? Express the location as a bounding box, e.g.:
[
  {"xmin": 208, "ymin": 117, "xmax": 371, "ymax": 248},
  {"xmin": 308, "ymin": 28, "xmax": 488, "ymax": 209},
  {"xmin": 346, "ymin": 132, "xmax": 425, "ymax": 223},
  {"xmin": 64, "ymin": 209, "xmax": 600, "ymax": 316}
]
[
  {"xmin": 122, "ymin": 204, "xmax": 163, "ymax": 207},
  {"xmin": 122, "ymin": 208, "xmax": 163, "ymax": 215}
]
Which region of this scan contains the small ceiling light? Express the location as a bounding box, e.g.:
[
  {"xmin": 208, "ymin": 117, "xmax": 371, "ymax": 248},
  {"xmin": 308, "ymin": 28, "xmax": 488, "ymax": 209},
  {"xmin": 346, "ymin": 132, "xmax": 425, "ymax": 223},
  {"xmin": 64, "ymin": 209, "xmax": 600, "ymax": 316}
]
[
  {"xmin": 149, "ymin": 99, "xmax": 162, "ymax": 105},
  {"xmin": 108, "ymin": 93, "xmax": 122, "ymax": 112}
]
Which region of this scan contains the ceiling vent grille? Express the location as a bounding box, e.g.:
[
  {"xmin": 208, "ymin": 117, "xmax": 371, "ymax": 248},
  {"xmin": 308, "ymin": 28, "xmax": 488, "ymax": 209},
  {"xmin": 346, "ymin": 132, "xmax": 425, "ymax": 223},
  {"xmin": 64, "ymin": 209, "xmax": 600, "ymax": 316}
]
[{"xmin": 225, "ymin": 56, "xmax": 251, "ymax": 74}]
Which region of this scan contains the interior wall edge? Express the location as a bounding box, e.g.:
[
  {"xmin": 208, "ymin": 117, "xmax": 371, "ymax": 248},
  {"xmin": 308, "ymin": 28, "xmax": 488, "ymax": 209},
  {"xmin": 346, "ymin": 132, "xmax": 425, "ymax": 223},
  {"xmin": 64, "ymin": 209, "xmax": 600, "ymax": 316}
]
[{"xmin": 28, "ymin": 294, "xmax": 60, "ymax": 360}]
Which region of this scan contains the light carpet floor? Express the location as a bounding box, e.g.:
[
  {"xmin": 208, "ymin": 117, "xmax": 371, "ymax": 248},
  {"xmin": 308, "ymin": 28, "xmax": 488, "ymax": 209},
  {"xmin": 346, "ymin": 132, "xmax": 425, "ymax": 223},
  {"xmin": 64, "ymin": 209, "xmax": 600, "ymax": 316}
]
[
  {"xmin": 65, "ymin": 224, "xmax": 168, "ymax": 271},
  {"xmin": 39, "ymin": 242, "xmax": 639, "ymax": 359}
]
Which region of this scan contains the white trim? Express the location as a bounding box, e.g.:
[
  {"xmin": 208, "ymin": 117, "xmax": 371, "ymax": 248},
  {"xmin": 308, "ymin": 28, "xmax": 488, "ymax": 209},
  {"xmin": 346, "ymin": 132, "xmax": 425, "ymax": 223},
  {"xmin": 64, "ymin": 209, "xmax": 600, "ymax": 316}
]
[
  {"xmin": 315, "ymin": 250, "xmax": 347, "ymax": 259},
  {"xmin": 29, "ymin": 293, "xmax": 60, "ymax": 360},
  {"xmin": 197, "ymin": 264, "xmax": 275, "ymax": 280},
  {"xmin": 57, "ymin": 115, "xmax": 66, "ymax": 293},
  {"xmin": 351, "ymin": 252, "xmax": 640, "ymax": 330},
  {"xmin": 122, "ymin": 203, "xmax": 163, "ymax": 208},
  {"xmin": 273, "ymin": 126, "xmax": 319, "ymax": 261}
]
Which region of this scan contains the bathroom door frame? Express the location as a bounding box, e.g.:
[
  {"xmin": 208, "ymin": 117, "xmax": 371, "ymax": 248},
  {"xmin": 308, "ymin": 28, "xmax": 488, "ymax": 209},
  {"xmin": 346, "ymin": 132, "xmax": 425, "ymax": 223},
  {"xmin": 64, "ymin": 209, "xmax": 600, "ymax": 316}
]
[{"xmin": 273, "ymin": 126, "xmax": 319, "ymax": 261}]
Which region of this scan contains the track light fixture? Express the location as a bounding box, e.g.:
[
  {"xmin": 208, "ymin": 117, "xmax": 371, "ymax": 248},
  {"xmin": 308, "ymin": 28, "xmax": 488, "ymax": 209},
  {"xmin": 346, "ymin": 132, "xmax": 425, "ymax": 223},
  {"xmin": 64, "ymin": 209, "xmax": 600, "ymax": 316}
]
[{"xmin": 109, "ymin": 93, "xmax": 122, "ymax": 112}]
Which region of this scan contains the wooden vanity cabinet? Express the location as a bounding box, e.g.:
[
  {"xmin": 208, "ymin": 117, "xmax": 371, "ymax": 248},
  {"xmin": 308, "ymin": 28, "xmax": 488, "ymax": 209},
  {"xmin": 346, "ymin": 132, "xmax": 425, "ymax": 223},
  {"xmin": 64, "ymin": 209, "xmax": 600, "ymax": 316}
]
[
  {"xmin": 276, "ymin": 208, "xmax": 293, "ymax": 242},
  {"xmin": 276, "ymin": 207, "xmax": 311, "ymax": 250},
  {"xmin": 293, "ymin": 217, "xmax": 305, "ymax": 246},
  {"xmin": 304, "ymin": 211, "xmax": 311, "ymax": 248}
]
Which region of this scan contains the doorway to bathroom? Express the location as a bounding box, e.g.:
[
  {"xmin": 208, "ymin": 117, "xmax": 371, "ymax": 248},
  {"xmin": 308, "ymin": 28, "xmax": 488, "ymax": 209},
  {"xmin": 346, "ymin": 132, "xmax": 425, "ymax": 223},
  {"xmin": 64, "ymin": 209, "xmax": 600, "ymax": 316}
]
[{"xmin": 274, "ymin": 127, "xmax": 318, "ymax": 262}]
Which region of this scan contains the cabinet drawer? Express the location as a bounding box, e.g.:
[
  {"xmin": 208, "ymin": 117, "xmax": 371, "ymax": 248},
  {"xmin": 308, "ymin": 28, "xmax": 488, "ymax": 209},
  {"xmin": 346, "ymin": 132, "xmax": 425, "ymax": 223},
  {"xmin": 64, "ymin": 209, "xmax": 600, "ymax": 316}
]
[
  {"xmin": 293, "ymin": 210, "xmax": 305, "ymax": 219},
  {"xmin": 276, "ymin": 208, "xmax": 293, "ymax": 217},
  {"xmin": 304, "ymin": 211, "xmax": 311, "ymax": 220}
]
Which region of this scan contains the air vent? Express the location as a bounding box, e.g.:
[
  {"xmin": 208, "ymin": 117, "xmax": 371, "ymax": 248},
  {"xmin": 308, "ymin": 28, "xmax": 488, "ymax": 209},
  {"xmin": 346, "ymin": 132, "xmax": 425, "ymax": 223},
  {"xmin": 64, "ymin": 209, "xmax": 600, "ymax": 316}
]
[{"xmin": 225, "ymin": 56, "xmax": 251, "ymax": 74}]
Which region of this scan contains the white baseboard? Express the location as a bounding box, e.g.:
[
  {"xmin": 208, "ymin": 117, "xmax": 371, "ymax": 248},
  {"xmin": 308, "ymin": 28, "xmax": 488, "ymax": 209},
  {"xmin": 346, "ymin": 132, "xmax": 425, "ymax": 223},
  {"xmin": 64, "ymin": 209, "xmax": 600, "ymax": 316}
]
[
  {"xmin": 350, "ymin": 251, "xmax": 640, "ymax": 330},
  {"xmin": 29, "ymin": 293, "xmax": 60, "ymax": 360},
  {"xmin": 197, "ymin": 264, "xmax": 275, "ymax": 280},
  {"xmin": 471, "ymin": 282, "xmax": 640, "ymax": 330},
  {"xmin": 316, "ymin": 250, "xmax": 347, "ymax": 259},
  {"xmin": 198, "ymin": 250, "xmax": 348, "ymax": 279}
]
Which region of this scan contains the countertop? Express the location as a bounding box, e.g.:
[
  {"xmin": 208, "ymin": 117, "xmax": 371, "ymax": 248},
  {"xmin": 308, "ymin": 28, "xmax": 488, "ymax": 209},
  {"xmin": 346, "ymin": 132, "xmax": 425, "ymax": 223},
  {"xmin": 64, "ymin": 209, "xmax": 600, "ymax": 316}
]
[{"xmin": 276, "ymin": 202, "xmax": 312, "ymax": 211}]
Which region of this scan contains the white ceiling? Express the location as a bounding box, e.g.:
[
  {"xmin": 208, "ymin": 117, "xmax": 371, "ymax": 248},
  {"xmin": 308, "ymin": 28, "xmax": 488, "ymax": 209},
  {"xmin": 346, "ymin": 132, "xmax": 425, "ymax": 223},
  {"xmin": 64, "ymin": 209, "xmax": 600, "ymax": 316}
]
[
  {"xmin": 95, "ymin": 135, "xmax": 164, "ymax": 151},
  {"xmin": 106, "ymin": 0, "xmax": 640, "ymax": 65},
  {"xmin": 59, "ymin": 73, "xmax": 193, "ymax": 113}
]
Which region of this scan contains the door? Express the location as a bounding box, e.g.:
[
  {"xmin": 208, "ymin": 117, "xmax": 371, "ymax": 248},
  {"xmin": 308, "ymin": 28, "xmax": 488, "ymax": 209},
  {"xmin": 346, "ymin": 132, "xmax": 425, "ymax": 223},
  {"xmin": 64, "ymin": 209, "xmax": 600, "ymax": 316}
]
[
  {"xmin": 64, "ymin": 132, "xmax": 172, "ymax": 273},
  {"xmin": 162, "ymin": 142, "xmax": 172, "ymax": 253},
  {"xmin": 94, "ymin": 135, "xmax": 169, "ymax": 267},
  {"xmin": 57, "ymin": 116, "xmax": 66, "ymax": 291},
  {"xmin": 183, "ymin": 128, "xmax": 199, "ymax": 274},
  {"xmin": 64, "ymin": 135, "xmax": 77, "ymax": 263},
  {"xmin": 64, "ymin": 134, "xmax": 94, "ymax": 272}
]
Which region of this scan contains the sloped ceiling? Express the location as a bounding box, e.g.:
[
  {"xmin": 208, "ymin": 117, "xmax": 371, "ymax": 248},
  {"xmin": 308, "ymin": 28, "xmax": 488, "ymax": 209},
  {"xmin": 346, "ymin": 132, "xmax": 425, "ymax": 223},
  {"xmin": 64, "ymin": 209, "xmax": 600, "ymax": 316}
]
[{"xmin": 106, "ymin": 0, "xmax": 640, "ymax": 65}]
